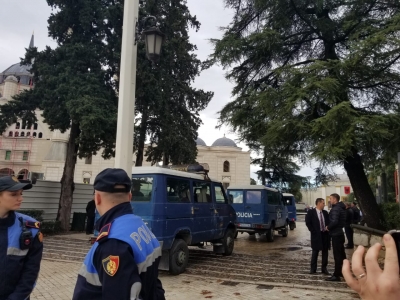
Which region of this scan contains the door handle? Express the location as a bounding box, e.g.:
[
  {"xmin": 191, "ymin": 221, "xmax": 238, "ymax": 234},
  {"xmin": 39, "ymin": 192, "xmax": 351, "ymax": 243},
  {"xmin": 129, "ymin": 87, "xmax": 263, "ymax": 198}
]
[
  {"xmin": 245, "ymin": 206, "xmax": 251, "ymax": 209},
  {"xmin": 209, "ymin": 207, "xmax": 214, "ymax": 210},
  {"xmin": 194, "ymin": 207, "xmax": 199, "ymax": 211}
]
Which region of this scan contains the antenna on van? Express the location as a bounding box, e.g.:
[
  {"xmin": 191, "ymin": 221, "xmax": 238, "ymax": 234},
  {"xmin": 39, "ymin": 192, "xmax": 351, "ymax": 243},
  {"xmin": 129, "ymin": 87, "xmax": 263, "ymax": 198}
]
[{"xmin": 163, "ymin": 163, "xmax": 210, "ymax": 180}]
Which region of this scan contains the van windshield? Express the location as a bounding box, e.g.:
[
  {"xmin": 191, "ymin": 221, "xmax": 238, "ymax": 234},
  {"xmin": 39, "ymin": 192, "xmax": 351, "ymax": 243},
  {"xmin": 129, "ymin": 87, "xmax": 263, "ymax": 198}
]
[
  {"xmin": 131, "ymin": 176, "xmax": 153, "ymax": 202},
  {"xmin": 283, "ymin": 196, "xmax": 293, "ymax": 206}
]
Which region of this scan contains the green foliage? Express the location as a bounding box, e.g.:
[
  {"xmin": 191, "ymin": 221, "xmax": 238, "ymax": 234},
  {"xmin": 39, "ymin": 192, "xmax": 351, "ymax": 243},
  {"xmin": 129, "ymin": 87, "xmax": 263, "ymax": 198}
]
[
  {"xmin": 41, "ymin": 221, "xmax": 63, "ymax": 234},
  {"xmin": 212, "ymin": 0, "xmax": 400, "ymax": 230},
  {"xmin": 18, "ymin": 210, "xmax": 44, "ymax": 222},
  {"xmin": 250, "ymin": 178, "xmax": 257, "ymax": 185},
  {"xmin": 379, "ymin": 203, "xmax": 400, "ymax": 231}
]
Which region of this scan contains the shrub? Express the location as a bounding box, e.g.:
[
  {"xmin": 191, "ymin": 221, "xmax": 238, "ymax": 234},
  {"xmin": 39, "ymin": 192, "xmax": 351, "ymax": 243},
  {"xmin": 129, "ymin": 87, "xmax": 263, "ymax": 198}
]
[
  {"xmin": 379, "ymin": 202, "xmax": 400, "ymax": 231},
  {"xmin": 40, "ymin": 221, "xmax": 62, "ymax": 234},
  {"xmin": 18, "ymin": 210, "xmax": 44, "ymax": 222}
]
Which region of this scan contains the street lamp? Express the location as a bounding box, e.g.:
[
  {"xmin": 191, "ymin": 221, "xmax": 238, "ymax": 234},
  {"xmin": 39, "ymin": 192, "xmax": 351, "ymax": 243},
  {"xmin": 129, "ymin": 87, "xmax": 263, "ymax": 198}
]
[{"xmin": 114, "ymin": 2, "xmax": 164, "ymax": 176}]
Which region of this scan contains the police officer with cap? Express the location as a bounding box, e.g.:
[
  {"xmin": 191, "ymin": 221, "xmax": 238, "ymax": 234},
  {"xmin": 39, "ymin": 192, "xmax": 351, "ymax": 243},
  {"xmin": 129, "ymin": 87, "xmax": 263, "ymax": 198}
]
[
  {"xmin": 0, "ymin": 176, "xmax": 43, "ymax": 300},
  {"xmin": 73, "ymin": 168, "xmax": 165, "ymax": 300}
]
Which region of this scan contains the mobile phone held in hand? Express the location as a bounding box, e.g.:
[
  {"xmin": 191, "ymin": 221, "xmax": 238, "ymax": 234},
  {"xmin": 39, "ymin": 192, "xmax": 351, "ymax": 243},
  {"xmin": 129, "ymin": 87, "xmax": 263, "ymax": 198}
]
[{"xmin": 388, "ymin": 230, "xmax": 400, "ymax": 270}]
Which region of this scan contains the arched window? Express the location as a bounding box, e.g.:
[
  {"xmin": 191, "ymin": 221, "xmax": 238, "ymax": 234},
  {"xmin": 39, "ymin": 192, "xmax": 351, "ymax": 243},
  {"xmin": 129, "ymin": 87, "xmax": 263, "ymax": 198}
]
[
  {"xmin": 8, "ymin": 131, "xmax": 12, "ymax": 137},
  {"xmin": 16, "ymin": 122, "xmax": 20, "ymax": 129},
  {"xmin": 21, "ymin": 132, "xmax": 25, "ymax": 137},
  {"xmin": 26, "ymin": 132, "xmax": 31, "ymax": 137},
  {"xmin": 33, "ymin": 123, "xmax": 38, "ymax": 130},
  {"xmin": 223, "ymin": 161, "xmax": 230, "ymax": 172},
  {"xmin": 22, "ymin": 120, "xmax": 26, "ymax": 129},
  {"xmin": 33, "ymin": 132, "xmax": 37, "ymax": 138},
  {"xmin": 14, "ymin": 132, "xmax": 19, "ymax": 137},
  {"xmin": 38, "ymin": 132, "xmax": 43, "ymax": 138}
]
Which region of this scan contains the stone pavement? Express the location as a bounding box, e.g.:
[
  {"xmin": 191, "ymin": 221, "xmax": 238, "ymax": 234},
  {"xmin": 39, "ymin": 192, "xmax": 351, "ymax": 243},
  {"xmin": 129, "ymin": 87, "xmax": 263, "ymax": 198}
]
[{"xmin": 31, "ymin": 259, "xmax": 359, "ymax": 300}]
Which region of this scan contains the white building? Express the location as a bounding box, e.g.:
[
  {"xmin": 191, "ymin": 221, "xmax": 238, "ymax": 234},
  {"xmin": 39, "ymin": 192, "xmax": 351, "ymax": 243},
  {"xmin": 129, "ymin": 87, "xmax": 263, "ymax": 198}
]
[
  {"xmin": 0, "ymin": 34, "xmax": 251, "ymax": 186},
  {"xmin": 301, "ymin": 173, "xmax": 353, "ymax": 207}
]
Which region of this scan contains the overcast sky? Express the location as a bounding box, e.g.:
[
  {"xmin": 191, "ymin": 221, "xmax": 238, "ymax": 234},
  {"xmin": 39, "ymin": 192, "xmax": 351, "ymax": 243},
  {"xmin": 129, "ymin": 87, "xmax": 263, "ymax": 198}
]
[{"xmin": 0, "ymin": 0, "xmax": 337, "ymax": 180}]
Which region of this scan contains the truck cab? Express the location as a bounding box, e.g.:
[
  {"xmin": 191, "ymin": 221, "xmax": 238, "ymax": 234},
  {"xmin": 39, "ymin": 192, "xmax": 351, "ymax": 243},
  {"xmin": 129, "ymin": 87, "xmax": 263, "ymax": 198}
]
[{"xmin": 227, "ymin": 185, "xmax": 289, "ymax": 242}]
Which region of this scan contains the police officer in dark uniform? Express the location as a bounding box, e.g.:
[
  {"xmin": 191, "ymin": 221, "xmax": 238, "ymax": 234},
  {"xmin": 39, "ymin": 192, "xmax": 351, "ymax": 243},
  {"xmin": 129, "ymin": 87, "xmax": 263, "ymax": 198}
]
[
  {"xmin": 0, "ymin": 176, "xmax": 43, "ymax": 300},
  {"xmin": 72, "ymin": 168, "xmax": 165, "ymax": 300}
]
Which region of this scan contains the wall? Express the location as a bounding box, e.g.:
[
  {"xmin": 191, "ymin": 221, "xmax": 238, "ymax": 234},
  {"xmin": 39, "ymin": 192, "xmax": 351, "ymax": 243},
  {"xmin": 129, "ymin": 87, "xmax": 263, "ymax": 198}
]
[{"xmin": 19, "ymin": 180, "xmax": 94, "ymax": 221}]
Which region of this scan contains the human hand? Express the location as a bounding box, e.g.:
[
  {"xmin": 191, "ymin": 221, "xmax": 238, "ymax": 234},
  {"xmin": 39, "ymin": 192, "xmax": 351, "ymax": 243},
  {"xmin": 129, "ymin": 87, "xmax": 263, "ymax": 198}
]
[
  {"xmin": 325, "ymin": 226, "xmax": 329, "ymax": 231},
  {"xmin": 343, "ymin": 234, "xmax": 400, "ymax": 300}
]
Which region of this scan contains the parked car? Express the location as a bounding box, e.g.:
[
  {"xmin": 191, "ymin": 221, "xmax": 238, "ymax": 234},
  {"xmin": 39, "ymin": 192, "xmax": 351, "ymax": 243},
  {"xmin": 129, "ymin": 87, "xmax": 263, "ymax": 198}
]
[{"xmin": 295, "ymin": 202, "xmax": 310, "ymax": 212}]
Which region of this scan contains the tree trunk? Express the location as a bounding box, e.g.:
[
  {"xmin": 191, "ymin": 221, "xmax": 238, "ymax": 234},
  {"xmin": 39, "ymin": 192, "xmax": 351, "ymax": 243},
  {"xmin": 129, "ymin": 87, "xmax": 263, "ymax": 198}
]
[
  {"xmin": 261, "ymin": 151, "xmax": 267, "ymax": 185},
  {"xmin": 163, "ymin": 152, "xmax": 169, "ymax": 166},
  {"xmin": 135, "ymin": 113, "xmax": 148, "ymax": 167},
  {"xmin": 343, "ymin": 148, "xmax": 383, "ymax": 230},
  {"xmin": 56, "ymin": 121, "xmax": 80, "ymax": 231}
]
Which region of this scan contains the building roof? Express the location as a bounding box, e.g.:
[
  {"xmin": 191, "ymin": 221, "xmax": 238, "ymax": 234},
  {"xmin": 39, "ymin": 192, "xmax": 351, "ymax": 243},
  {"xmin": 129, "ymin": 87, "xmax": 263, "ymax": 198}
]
[
  {"xmin": 196, "ymin": 137, "xmax": 207, "ymax": 146},
  {"xmin": 1, "ymin": 63, "xmax": 32, "ymax": 77},
  {"xmin": 211, "ymin": 136, "xmax": 237, "ymax": 147}
]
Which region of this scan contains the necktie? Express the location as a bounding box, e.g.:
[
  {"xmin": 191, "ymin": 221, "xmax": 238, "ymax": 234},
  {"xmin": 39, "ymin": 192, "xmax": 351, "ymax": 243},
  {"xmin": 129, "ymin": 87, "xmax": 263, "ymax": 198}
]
[{"xmin": 320, "ymin": 211, "xmax": 325, "ymax": 231}]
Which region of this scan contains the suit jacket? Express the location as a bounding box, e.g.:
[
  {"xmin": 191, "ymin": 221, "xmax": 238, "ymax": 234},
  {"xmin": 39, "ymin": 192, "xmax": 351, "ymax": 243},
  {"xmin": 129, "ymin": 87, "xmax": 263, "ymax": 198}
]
[{"xmin": 305, "ymin": 208, "xmax": 330, "ymax": 251}]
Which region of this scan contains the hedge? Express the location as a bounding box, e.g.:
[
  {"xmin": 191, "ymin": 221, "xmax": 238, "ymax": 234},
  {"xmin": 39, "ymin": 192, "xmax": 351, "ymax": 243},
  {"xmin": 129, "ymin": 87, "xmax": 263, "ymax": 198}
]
[{"xmin": 379, "ymin": 202, "xmax": 400, "ymax": 231}]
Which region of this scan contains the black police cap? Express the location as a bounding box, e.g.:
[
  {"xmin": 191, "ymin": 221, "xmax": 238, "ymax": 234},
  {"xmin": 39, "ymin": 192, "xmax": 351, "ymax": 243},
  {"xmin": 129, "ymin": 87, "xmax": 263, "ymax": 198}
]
[
  {"xmin": 94, "ymin": 168, "xmax": 131, "ymax": 193},
  {"xmin": 0, "ymin": 176, "xmax": 32, "ymax": 192}
]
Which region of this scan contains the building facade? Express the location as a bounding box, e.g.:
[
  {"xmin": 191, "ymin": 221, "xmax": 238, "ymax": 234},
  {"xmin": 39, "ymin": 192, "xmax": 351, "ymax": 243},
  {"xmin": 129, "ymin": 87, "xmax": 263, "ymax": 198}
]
[{"xmin": 0, "ymin": 35, "xmax": 251, "ymax": 185}]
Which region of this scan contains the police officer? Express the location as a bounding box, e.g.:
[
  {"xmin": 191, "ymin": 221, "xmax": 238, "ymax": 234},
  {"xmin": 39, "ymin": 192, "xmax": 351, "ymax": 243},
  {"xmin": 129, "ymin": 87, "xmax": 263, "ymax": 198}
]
[
  {"xmin": 73, "ymin": 168, "xmax": 165, "ymax": 300},
  {"xmin": 0, "ymin": 176, "xmax": 43, "ymax": 300}
]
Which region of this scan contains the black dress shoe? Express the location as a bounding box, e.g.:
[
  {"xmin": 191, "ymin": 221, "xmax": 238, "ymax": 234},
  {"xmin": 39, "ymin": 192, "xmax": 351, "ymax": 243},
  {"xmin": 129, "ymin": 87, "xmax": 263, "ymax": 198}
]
[
  {"xmin": 309, "ymin": 270, "xmax": 317, "ymax": 274},
  {"xmin": 321, "ymin": 269, "xmax": 330, "ymax": 275},
  {"xmin": 345, "ymin": 245, "xmax": 354, "ymax": 249},
  {"xmin": 325, "ymin": 276, "xmax": 341, "ymax": 282}
]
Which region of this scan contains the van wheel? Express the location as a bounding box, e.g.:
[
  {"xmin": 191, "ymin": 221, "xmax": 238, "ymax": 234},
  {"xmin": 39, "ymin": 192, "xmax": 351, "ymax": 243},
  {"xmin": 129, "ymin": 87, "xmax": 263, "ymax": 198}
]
[
  {"xmin": 266, "ymin": 224, "xmax": 275, "ymax": 242},
  {"xmin": 281, "ymin": 222, "xmax": 289, "ymax": 237},
  {"xmin": 289, "ymin": 223, "xmax": 295, "ymax": 231},
  {"xmin": 169, "ymin": 239, "xmax": 189, "ymax": 275},
  {"xmin": 222, "ymin": 229, "xmax": 235, "ymax": 256}
]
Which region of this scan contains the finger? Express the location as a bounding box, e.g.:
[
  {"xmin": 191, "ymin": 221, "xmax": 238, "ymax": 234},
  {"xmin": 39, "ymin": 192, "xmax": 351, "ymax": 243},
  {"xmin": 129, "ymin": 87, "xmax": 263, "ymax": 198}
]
[
  {"xmin": 351, "ymin": 245, "xmax": 366, "ymax": 277},
  {"xmin": 364, "ymin": 242, "xmax": 383, "ymax": 278},
  {"xmin": 343, "ymin": 259, "xmax": 360, "ymax": 293},
  {"xmin": 382, "ymin": 234, "xmax": 399, "ymax": 275}
]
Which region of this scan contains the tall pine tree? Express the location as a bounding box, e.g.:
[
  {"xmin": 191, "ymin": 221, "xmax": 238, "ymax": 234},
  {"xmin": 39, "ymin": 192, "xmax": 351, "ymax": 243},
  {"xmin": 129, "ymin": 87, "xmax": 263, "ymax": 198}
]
[{"xmin": 213, "ymin": 0, "xmax": 400, "ymax": 229}]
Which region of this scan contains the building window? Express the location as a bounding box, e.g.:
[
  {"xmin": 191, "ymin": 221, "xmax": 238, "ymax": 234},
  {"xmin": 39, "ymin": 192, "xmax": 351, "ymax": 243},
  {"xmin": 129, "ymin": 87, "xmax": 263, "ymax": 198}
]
[
  {"xmin": 22, "ymin": 151, "xmax": 29, "ymax": 161},
  {"xmin": 83, "ymin": 178, "xmax": 90, "ymax": 184},
  {"xmin": 21, "ymin": 132, "xmax": 25, "ymax": 137},
  {"xmin": 22, "ymin": 120, "xmax": 26, "ymax": 129},
  {"xmin": 16, "ymin": 122, "xmax": 20, "ymax": 129},
  {"xmin": 5, "ymin": 151, "xmax": 11, "ymax": 161},
  {"xmin": 8, "ymin": 132, "xmax": 12, "ymax": 137},
  {"xmin": 223, "ymin": 182, "xmax": 230, "ymax": 190},
  {"xmin": 33, "ymin": 123, "xmax": 38, "ymax": 130},
  {"xmin": 85, "ymin": 155, "xmax": 92, "ymax": 164},
  {"xmin": 38, "ymin": 132, "xmax": 43, "ymax": 138},
  {"xmin": 14, "ymin": 132, "xmax": 19, "ymax": 137},
  {"xmin": 27, "ymin": 132, "xmax": 31, "ymax": 137},
  {"xmin": 33, "ymin": 132, "xmax": 37, "ymax": 138},
  {"xmin": 223, "ymin": 160, "xmax": 230, "ymax": 172}
]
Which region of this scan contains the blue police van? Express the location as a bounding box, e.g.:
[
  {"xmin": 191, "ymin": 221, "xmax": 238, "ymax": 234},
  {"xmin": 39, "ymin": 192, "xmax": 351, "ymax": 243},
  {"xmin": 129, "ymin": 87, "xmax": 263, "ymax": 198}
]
[
  {"xmin": 282, "ymin": 193, "xmax": 297, "ymax": 230},
  {"xmin": 227, "ymin": 185, "xmax": 289, "ymax": 242},
  {"xmin": 129, "ymin": 165, "xmax": 236, "ymax": 275}
]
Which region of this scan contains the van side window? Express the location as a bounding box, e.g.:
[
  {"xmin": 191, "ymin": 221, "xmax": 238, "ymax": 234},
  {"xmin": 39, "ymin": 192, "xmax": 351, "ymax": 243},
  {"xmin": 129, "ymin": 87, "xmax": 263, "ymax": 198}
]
[
  {"xmin": 247, "ymin": 191, "xmax": 261, "ymax": 204},
  {"xmin": 267, "ymin": 191, "xmax": 280, "ymax": 205},
  {"xmin": 131, "ymin": 177, "xmax": 153, "ymax": 202},
  {"xmin": 228, "ymin": 190, "xmax": 243, "ymax": 203},
  {"xmin": 214, "ymin": 185, "xmax": 227, "ymax": 204},
  {"xmin": 193, "ymin": 181, "xmax": 212, "ymax": 203},
  {"xmin": 166, "ymin": 177, "xmax": 191, "ymax": 203}
]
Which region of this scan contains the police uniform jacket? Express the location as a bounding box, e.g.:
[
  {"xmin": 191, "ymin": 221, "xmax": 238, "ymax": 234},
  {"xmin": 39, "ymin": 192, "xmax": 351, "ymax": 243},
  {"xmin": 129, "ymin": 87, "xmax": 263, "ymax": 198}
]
[
  {"xmin": 327, "ymin": 202, "xmax": 347, "ymax": 236},
  {"xmin": 72, "ymin": 202, "xmax": 165, "ymax": 300},
  {"xmin": 0, "ymin": 211, "xmax": 43, "ymax": 300},
  {"xmin": 305, "ymin": 208, "xmax": 330, "ymax": 251}
]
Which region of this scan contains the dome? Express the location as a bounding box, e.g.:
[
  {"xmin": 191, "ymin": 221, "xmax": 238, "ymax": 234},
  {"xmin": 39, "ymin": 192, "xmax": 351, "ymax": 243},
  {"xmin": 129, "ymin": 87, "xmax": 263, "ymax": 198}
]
[
  {"xmin": 211, "ymin": 137, "xmax": 237, "ymax": 147},
  {"xmin": 1, "ymin": 63, "xmax": 32, "ymax": 77},
  {"xmin": 196, "ymin": 137, "xmax": 207, "ymax": 146}
]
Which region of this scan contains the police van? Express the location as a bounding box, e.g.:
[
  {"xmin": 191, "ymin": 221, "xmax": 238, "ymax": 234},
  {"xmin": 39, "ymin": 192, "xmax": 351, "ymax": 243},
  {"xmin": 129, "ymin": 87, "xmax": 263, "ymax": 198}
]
[
  {"xmin": 130, "ymin": 165, "xmax": 236, "ymax": 275},
  {"xmin": 282, "ymin": 192, "xmax": 297, "ymax": 230},
  {"xmin": 227, "ymin": 185, "xmax": 289, "ymax": 242}
]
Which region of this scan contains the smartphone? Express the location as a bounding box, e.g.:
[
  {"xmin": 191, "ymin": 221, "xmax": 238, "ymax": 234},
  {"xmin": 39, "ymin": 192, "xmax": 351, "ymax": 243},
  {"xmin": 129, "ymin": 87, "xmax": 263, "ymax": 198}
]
[{"xmin": 388, "ymin": 230, "xmax": 400, "ymax": 270}]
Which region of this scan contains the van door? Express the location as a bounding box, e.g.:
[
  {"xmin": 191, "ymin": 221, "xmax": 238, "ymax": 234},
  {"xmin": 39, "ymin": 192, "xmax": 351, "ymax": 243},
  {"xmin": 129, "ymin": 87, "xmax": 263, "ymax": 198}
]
[
  {"xmin": 266, "ymin": 190, "xmax": 283, "ymax": 227},
  {"xmin": 192, "ymin": 181, "xmax": 215, "ymax": 243},
  {"xmin": 244, "ymin": 190, "xmax": 263, "ymax": 225},
  {"xmin": 213, "ymin": 183, "xmax": 230, "ymax": 238}
]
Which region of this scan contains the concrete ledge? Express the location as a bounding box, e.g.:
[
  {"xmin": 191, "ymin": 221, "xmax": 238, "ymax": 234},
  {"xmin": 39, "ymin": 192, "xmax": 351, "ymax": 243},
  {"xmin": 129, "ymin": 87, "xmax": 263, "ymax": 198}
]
[{"xmin": 352, "ymin": 225, "xmax": 385, "ymax": 259}]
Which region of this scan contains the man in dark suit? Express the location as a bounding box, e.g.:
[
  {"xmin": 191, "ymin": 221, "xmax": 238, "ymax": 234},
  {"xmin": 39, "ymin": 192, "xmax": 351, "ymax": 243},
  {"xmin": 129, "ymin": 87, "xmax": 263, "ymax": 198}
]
[
  {"xmin": 325, "ymin": 193, "xmax": 347, "ymax": 282},
  {"xmin": 305, "ymin": 198, "xmax": 330, "ymax": 275}
]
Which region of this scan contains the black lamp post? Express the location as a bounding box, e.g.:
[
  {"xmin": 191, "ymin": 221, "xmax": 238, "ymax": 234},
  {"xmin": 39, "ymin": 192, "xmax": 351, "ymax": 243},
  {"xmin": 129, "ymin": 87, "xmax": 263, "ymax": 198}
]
[{"xmin": 141, "ymin": 16, "xmax": 165, "ymax": 66}]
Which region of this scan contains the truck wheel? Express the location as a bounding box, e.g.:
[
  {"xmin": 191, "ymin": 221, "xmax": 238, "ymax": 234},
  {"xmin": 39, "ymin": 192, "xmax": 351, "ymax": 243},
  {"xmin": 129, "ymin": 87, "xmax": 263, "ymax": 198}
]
[
  {"xmin": 289, "ymin": 222, "xmax": 295, "ymax": 230},
  {"xmin": 266, "ymin": 224, "xmax": 275, "ymax": 242},
  {"xmin": 169, "ymin": 239, "xmax": 189, "ymax": 275},
  {"xmin": 281, "ymin": 222, "xmax": 288, "ymax": 237},
  {"xmin": 222, "ymin": 229, "xmax": 235, "ymax": 256}
]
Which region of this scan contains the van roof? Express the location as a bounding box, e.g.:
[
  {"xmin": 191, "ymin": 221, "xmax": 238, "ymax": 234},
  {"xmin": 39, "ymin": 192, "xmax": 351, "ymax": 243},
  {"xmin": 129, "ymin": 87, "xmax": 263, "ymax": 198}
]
[
  {"xmin": 227, "ymin": 185, "xmax": 279, "ymax": 192},
  {"xmin": 282, "ymin": 193, "xmax": 294, "ymax": 197},
  {"xmin": 132, "ymin": 166, "xmax": 219, "ymax": 182}
]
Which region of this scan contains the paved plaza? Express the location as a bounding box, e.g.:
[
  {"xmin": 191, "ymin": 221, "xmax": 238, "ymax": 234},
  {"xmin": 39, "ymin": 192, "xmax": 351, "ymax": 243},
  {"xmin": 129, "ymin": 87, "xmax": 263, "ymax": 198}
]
[{"xmin": 31, "ymin": 259, "xmax": 358, "ymax": 300}]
